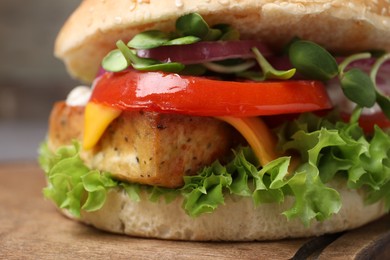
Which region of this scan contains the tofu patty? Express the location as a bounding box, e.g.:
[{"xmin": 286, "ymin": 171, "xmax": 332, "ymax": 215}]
[{"xmin": 48, "ymin": 102, "xmax": 240, "ymax": 188}]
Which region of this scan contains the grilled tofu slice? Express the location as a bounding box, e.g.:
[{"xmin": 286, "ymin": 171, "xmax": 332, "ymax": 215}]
[{"xmin": 48, "ymin": 102, "xmax": 239, "ymax": 188}]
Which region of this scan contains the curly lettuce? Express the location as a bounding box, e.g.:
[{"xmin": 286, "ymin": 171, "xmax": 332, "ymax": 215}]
[{"xmin": 39, "ymin": 113, "xmax": 390, "ymax": 225}]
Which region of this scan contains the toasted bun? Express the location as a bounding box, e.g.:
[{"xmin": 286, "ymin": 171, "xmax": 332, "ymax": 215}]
[
  {"xmin": 55, "ymin": 0, "xmax": 390, "ymax": 82},
  {"xmin": 61, "ymin": 182, "xmax": 386, "ymax": 241}
]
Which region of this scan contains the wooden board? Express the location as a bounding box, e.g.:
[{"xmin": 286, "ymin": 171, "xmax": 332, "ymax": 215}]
[{"xmin": 0, "ymin": 162, "xmax": 389, "ymax": 259}]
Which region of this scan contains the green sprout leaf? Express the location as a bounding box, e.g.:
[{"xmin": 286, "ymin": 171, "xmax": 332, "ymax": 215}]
[
  {"xmin": 176, "ymin": 13, "xmax": 211, "ymax": 39},
  {"xmin": 133, "ymin": 62, "xmax": 185, "ymax": 72},
  {"xmin": 102, "ymin": 49, "xmax": 128, "ymax": 72},
  {"xmin": 289, "ymin": 40, "xmax": 339, "ymax": 81},
  {"xmin": 204, "ymin": 28, "xmax": 222, "ymax": 41},
  {"xmin": 101, "ymin": 13, "xmax": 249, "ymax": 74},
  {"xmin": 117, "ymin": 40, "xmax": 154, "ymax": 66},
  {"xmin": 213, "ymin": 24, "xmax": 240, "ymax": 41},
  {"xmin": 164, "ymin": 35, "xmax": 200, "ymax": 46},
  {"xmin": 252, "ymin": 47, "xmax": 296, "ymax": 80},
  {"xmin": 104, "ymin": 40, "xmax": 185, "ymax": 73},
  {"xmin": 340, "ymin": 68, "xmax": 377, "ymax": 108},
  {"xmin": 337, "ymin": 52, "xmax": 378, "ymax": 111},
  {"xmin": 127, "ymin": 30, "xmax": 171, "ymax": 49}
]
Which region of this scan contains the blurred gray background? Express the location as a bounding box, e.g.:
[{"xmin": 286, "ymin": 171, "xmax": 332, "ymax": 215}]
[{"xmin": 0, "ymin": 0, "xmax": 80, "ymax": 161}]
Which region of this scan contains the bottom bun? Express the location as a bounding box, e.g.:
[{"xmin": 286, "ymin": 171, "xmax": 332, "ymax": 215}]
[{"xmin": 64, "ymin": 182, "xmax": 386, "ymax": 241}]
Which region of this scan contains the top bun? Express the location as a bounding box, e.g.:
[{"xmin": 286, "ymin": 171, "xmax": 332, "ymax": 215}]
[{"xmin": 55, "ymin": 0, "xmax": 390, "ymax": 83}]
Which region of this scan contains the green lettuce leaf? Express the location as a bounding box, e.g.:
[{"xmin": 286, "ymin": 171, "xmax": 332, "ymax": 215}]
[
  {"xmin": 38, "ymin": 113, "xmax": 390, "ymax": 225},
  {"xmin": 181, "ymin": 161, "xmax": 233, "ymax": 217},
  {"xmin": 39, "ymin": 142, "xmax": 119, "ymax": 217}
]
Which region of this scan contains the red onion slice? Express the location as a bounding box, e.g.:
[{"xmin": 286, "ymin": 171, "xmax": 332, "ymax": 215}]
[{"xmin": 136, "ymin": 40, "xmax": 273, "ymax": 64}]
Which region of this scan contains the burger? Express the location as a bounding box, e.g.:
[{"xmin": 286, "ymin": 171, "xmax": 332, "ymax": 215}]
[{"xmin": 39, "ymin": 0, "xmax": 390, "ymax": 241}]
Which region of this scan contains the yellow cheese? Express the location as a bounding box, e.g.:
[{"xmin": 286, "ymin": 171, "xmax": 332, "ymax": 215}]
[
  {"xmin": 216, "ymin": 116, "xmax": 279, "ymax": 166},
  {"xmin": 83, "ymin": 102, "xmax": 121, "ymax": 150}
]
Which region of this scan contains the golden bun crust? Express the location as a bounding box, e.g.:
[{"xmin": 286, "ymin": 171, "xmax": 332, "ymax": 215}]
[
  {"xmin": 61, "ymin": 182, "xmax": 386, "ymax": 241},
  {"xmin": 55, "ymin": 0, "xmax": 390, "ymax": 82}
]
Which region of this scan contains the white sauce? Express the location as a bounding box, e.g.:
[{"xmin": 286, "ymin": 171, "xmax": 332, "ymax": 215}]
[{"xmin": 65, "ymin": 86, "xmax": 92, "ymax": 106}]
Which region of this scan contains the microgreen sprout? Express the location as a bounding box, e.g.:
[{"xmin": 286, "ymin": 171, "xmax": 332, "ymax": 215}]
[
  {"xmin": 102, "ymin": 40, "xmax": 184, "ymax": 73},
  {"xmin": 338, "ymin": 53, "xmax": 371, "ymax": 76},
  {"xmin": 252, "ymin": 47, "xmax": 296, "ymax": 80},
  {"xmin": 339, "ymin": 68, "xmax": 377, "ymax": 108},
  {"xmin": 102, "ymin": 49, "xmax": 128, "ymax": 72},
  {"xmin": 127, "ymin": 30, "xmax": 171, "ymax": 49},
  {"xmin": 288, "ymin": 40, "xmax": 339, "ymax": 81},
  {"xmin": 164, "ymin": 36, "xmax": 200, "ymax": 46},
  {"xmin": 212, "ymin": 24, "xmax": 240, "ymax": 41},
  {"xmin": 176, "ymin": 13, "xmax": 211, "ymax": 39},
  {"xmin": 128, "ymin": 31, "xmax": 200, "ymax": 49},
  {"xmin": 176, "ymin": 13, "xmax": 224, "ymax": 41},
  {"xmin": 116, "ymin": 40, "xmax": 146, "ymax": 65},
  {"xmin": 337, "ymin": 53, "xmax": 377, "ymax": 108},
  {"xmin": 287, "ymin": 40, "xmax": 390, "ymax": 120},
  {"xmin": 102, "ymin": 13, "xmax": 239, "ymax": 73}
]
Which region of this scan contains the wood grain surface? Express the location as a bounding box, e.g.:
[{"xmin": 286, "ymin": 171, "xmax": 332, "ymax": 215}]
[{"xmin": 0, "ymin": 162, "xmax": 389, "ymax": 259}]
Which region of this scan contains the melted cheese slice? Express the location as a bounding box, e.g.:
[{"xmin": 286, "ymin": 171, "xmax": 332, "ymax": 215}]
[
  {"xmin": 82, "ymin": 102, "xmax": 278, "ymax": 165},
  {"xmin": 216, "ymin": 116, "xmax": 279, "ymax": 166},
  {"xmin": 83, "ymin": 102, "xmax": 121, "ymax": 150}
]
